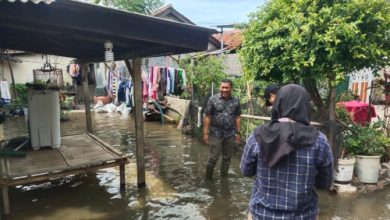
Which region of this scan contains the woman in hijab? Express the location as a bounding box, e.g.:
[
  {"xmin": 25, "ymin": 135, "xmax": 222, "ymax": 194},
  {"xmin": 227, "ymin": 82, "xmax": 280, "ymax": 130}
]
[{"xmin": 240, "ymin": 84, "xmax": 333, "ymax": 220}]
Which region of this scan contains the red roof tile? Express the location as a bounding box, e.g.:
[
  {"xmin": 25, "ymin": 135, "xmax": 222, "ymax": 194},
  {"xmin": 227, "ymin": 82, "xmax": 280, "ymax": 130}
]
[{"xmin": 212, "ymin": 30, "xmax": 243, "ymax": 51}]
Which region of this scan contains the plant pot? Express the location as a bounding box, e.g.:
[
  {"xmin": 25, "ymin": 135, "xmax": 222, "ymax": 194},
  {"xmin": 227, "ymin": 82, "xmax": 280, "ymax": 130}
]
[
  {"xmin": 334, "ymin": 157, "xmax": 355, "ymax": 184},
  {"xmin": 355, "ymin": 155, "xmax": 381, "ymax": 184}
]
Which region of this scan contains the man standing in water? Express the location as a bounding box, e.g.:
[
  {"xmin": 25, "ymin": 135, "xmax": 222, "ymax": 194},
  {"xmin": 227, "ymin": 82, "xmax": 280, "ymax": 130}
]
[{"xmin": 203, "ymin": 79, "xmax": 241, "ymax": 179}]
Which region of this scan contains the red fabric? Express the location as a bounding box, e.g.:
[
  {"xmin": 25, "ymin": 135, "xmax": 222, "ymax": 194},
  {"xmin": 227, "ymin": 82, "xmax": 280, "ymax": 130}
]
[{"xmin": 338, "ymin": 100, "xmax": 376, "ymax": 125}]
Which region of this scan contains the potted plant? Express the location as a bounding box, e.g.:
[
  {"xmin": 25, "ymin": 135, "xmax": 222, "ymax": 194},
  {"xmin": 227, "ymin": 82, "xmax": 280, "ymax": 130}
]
[
  {"xmin": 343, "ymin": 121, "xmax": 390, "ymax": 184},
  {"xmin": 334, "ymin": 106, "xmax": 356, "ymax": 185},
  {"xmin": 60, "ymin": 95, "xmax": 74, "ymax": 122}
]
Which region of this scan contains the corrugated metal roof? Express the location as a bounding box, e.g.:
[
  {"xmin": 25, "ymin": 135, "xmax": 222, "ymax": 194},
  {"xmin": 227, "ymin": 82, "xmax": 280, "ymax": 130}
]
[
  {"xmin": 0, "ymin": 0, "xmax": 216, "ymax": 61},
  {"xmin": 6, "ymin": 0, "xmax": 55, "ymax": 4}
]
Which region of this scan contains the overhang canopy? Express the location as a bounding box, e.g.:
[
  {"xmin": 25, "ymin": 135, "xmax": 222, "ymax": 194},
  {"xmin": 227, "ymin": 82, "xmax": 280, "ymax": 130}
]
[{"xmin": 0, "ymin": 0, "xmax": 216, "ymax": 62}]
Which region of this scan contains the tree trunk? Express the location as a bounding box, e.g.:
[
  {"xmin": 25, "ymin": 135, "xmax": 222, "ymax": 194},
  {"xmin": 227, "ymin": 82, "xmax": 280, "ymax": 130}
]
[
  {"xmin": 328, "ymin": 76, "xmax": 337, "ymax": 159},
  {"xmin": 303, "ymin": 79, "xmax": 326, "ymax": 120},
  {"xmin": 246, "ymin": 81, "xmax": 254, "ymax": 115}
]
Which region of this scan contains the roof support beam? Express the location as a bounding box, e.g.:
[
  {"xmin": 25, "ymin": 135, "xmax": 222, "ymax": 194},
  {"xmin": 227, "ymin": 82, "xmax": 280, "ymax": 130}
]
[
  {"xmin": 81, "ymin": 63, "xmax": 93, "ymax": 133},
  {"xmin": 125, "ymin": 59, "xmax": 145, "ymax": 188}
]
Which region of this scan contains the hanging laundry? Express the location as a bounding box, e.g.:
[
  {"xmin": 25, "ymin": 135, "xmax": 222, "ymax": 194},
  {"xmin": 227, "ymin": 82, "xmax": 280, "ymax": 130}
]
[
  {"xmin": 148, "ymin": 66, "xmax": 154, "ymax": 98},
  {"xmin": 69, "ymin": 64, "xmax": 80, "ymax": 77},
  {"xmin": 0, "ymin": 80, "xmax": 11, "ymax": 102},
  {"xmin": 112, "ymin": 75, "xmax": 118, "ymax": 95},
  {"xmin": 168, "ymin": 67, "xmax": 175, "ymax": 95},
  {"xmin": 174, "ymin": 69, "xmax": 183, "ymax": 95},
  {"xmin": 178, "ymin": 69, "xmax": 187, "ymax": 89},
  {"xmin": 125, "ymin": 80, "xmax": 133, "ymax": 107},
  {"xmin": 142, "ymin": 70, "xmax": 149, "ymax": 104},
  {"xmin": 159, "ymin": 68, "xmax": 167, "ymax": 97},
  {"xmin": 67, "ymin": 63, "xmax": 82, "ymax": 85},
  {"xmin": 166, "ymin": 68, "xmax": 171, "ymax": 95},
  {"xmin": 151, "ymin": 67, "xmax": 160, "ymax": 100},
  {"xmin": 145, "ymin": 65, "xmax": 187, "ymax": 98},
  {"xmin": 117, "ymin": 80, "xmax": 127, "ymax": 102},
  {"xmin": 107, "ymin": 68, "xmax": 119, "ymax": 97}
]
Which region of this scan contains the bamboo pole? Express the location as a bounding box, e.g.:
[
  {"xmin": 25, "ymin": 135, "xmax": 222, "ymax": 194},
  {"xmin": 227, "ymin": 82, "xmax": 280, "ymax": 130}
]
[
  {"xmin": 124, "ymin": 59, "xmax": 146, "ymax": 188},
  {"xmin": 81, "ymin": 63, "xmax": 93, "ymax": 133},
  {"xmin": 240, "ymin": 114, "xmax": 322, "ymax": 126},
  {"xmin": 5, "ymin": 51, "xmax": 17, "ymax": 100}
]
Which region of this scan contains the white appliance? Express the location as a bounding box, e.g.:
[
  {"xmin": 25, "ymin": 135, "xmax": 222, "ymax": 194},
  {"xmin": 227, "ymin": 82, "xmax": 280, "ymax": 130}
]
[{"xmin": 28, "ymin": 89, "xmax": 61, "ymax": 150}]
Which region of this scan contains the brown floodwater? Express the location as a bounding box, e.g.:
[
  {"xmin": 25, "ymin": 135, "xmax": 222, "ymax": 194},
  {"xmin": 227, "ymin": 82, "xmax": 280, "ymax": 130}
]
[{"xmin": 0, "ymin": 112, "xmax": 389, "ymax": 219}]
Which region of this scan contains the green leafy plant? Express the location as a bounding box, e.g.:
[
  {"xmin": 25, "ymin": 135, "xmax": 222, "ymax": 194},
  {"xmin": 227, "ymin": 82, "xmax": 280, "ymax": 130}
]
[
  {"xmin": 60, "ymin": 96, "xmax": 74, "ymax": 111},
  {"xmin": 343, "ymin": 122, "xmax": 390, "ymax": 157},
  {"xmin": 60, "ymin": 96, "xmax": 74, "ymax": 122},
  {"xmin": 179, "ymin": 55, "xmax": 226, "ymax": 99},
  {"xmin": 10, "ymin": 83, "xmax": 27, "ymax": 107},
  {"xmin": 240, "ymin": 0, "xmax": 390, "ymax": 120}
]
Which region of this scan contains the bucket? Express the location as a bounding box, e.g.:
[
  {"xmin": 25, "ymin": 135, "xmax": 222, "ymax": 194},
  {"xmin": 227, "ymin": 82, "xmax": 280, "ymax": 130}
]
[
  {"xmin": 23, "ymin": 108, "xmax": 28, "ymax": 122},
  {"xmin": 334, "ymin": 157, "xmax": 355, "ymax": 184},
  {"xmin": 23, "ymin": 108, "xmax": 28, "ymax": 116},
  {"xmin": 355, "ymin": 155, "xmax": 381, "ymax": 184}
]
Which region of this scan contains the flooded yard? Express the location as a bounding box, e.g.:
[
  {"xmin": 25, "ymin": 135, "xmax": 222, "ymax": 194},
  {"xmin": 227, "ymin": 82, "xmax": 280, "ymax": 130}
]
[{"xmin": 1, "ymin": 113, "xmax": 389, "ymax": 219}]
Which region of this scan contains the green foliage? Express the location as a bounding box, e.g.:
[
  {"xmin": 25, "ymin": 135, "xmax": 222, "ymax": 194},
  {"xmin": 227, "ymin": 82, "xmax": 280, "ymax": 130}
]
[
  {"xmin": 10, "ymin": 83, "xmax": 27, "ymax": 108},
  {"xmin": 231, "ymin": 76, "xmax": 245, "ymax": 99},
  {"xmin": 343, "ymin": 121, "xmax": 390, "ymax": 156},
  {"xmin": 336, "ymin": 105, "xmax": 352, "ymax": 125},
  {"xmin": 337, "ymin": 90, "xmax": 358, "ymax": 102},
  {"xmin": 179, "ymin": 55, "xmax": 227, "ymax": 98},
  {"xmin": 240, "ymin": 0, "xmax": 390, "ymax": 84},
  {"xmin": 60, "ymin": 96, "xmax": 74, "ymax": 122},
  {"xmin": 93, "ymin": 0, "xmax": 164, "ymax": 15},
  {"xmin": 60, "ymin": 96, "xmax": 74, "ymax": 111}
]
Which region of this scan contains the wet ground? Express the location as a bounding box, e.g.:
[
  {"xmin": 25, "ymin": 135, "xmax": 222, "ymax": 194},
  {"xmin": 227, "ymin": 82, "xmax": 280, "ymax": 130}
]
[{"xmin": 1, "ymin": 112, "xmax": 389, "ymax": 220}]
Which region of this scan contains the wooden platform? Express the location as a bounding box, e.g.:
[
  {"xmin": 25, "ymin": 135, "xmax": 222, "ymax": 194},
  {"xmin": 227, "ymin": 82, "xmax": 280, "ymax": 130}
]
[{"xmin": 0, "ymin": 133, "xmax": 128, "ymax": 214}]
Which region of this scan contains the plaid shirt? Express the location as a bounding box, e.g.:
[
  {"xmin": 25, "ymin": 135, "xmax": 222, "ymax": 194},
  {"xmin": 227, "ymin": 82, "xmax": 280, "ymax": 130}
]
[{"xmin": 241, "ymin": 132, "xmax": 333, "ymax": 220}]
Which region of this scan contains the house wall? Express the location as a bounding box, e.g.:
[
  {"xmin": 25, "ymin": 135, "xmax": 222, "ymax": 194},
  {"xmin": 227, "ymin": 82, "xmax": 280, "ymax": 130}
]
[
  {"xmin": 223, "ymin": 53, "xmax": 242, "ymax": 76},
  {"xmin": 349, "ymin": 68, "xmax": 373, "ymax": 103},
  {"xmin": 348, "ymin": 66, "xmax": 389, "ymax": 103},
  {"xmin": 143, "ymin": 56, "xmax": 179, "ymax": 72},
  {"xmin": 1, "ymin": 54, "xmax": 73, "ymax": 94}
]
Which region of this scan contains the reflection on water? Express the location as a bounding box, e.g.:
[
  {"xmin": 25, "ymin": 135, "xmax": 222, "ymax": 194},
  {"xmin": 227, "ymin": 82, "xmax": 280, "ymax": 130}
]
[{"xmin": 1, "ymin": 113, "xmax": 389, "ymax": 219}]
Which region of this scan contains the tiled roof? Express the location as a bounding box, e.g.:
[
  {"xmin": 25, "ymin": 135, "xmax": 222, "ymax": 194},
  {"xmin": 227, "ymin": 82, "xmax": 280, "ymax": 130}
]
[{"xmin": 212, "ymin": 29, "xmax": 243, "ymax": 51}]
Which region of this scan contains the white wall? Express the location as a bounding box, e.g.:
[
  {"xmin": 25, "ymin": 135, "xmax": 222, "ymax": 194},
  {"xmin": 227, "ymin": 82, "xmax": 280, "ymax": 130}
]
[{"xmin": 1, "ymin": 54, "xmax": 73, "ymax": 89}]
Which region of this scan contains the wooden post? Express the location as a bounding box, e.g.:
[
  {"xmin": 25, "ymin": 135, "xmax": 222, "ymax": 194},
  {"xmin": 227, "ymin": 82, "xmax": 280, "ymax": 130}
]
[
  {"xmin": 124, "ymin": 59, "xmax": 146, "ymax": 188},
  {"xmin": 120, "ymin": 161, "xmax": 126, "ymax": 190},
  {"xmin": 2, "ymin": 186, "xmax": 9, "ymax": 215},
  {"xmin": 329, "ymin": 83, "xmax": 337, "ymax": 159},
  {"xmin": 81, "ymin": 63, "xmax": 93, "ymax": 133}
]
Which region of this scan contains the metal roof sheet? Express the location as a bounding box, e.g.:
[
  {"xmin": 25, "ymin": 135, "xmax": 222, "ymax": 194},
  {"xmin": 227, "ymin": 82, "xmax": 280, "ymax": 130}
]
[
  {"xmin": 6, "ymin": 0, "xmax": 55, "ymax": 4},
  {"xmin": 0, "ymin": 0, "xmax": 216, "ymax": 62}
]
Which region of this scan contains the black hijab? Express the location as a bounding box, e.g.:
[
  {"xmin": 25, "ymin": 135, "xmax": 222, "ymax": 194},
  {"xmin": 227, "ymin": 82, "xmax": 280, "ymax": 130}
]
[{"xmin": 254, "ymin": 84, "xmax": 318, "ymax": 168}]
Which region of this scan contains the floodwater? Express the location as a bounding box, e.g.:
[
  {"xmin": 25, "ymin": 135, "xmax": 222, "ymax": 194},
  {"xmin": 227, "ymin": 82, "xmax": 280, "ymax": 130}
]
[{"xmin": 0, "ymin": 112, "xmax": 389, "ymax": 220}]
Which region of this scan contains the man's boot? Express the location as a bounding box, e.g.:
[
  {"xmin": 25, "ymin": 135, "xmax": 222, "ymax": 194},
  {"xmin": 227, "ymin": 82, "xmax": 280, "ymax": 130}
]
[
  {"xmin": 205, "ymin": 165, "xmax": 214, "ymax": 180},
  {"xmin": 220, "ymin": 162, "xmax": 229, "ymax": 177}
]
